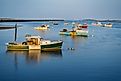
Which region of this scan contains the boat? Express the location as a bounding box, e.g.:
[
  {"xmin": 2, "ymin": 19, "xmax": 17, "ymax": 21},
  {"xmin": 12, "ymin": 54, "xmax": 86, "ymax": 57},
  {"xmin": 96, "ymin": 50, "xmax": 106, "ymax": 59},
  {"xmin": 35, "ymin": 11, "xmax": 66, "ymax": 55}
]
[
  {"xmin": 59, "ymin": 24, "xmax": 88, "ymax": 37},
  {"xmin": 92, "ymin": 22, "xmax": 103, "ymax": 26},
  {"xmin": 52, "ymin": 21, "xmax": 59, "ymax": 25},
  {"xmin": 92, "ymin": 22, "xmax": 112, "ymax": 27},
  {"xmin": 53, "ymin": 23, "xmax": 58, "ymax": 25},
  {"xmin": 103, "ymin": 23, "xmax": 112, "ymax": 27},
  {"xmin": 6, "ymin": 34, "xmax": 63, "ymax": 51},
  {"xmin": 72, "ymin": 22, "xmax": 75, "ymax": 25},
  {"xmin": 59, "ymin": 29, "xmax": 88, "ymax": 37},
  {"xmin": 34, "ymin": 24, "xmax": 49, "ymax": 30},
  {"xmin": 77, "ymin": 23, "xmax": 88, "ymax": 28},
  {"xmin": 6, "ymin": 24, "xmax": 63, "ymax": 51},
  {"xmin": 64, "ymin": 22, "xmax": 69, "ymax": 25}
]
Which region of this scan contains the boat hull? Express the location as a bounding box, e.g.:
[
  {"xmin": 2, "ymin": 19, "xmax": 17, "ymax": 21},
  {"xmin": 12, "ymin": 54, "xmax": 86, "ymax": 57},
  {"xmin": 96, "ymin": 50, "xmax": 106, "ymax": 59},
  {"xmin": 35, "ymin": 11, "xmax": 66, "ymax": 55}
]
[
  {"xmin": 104, "ymin": 24, "xmax": 112, "ymax": 27},
  {"xmin": 59, "ymin": 31, "xmax": 88, "ymax": 37},
  {"xmin": 6, "ymin": 41, "xmax": 63, "ymax": 51},
  {"xmin": 34, "ymin": 27, "xmax": 48, "ymax": 30},
  {"xmin": 7, "ymin": 45, "xmax": 29, "ymax": 51},
  {"xmin": 34, "ymin": 25, "xmax": 49, "ymax": 30},
  {"xmin": 41, "ymin": 41, "xmax": 63, "ymax": 51}
]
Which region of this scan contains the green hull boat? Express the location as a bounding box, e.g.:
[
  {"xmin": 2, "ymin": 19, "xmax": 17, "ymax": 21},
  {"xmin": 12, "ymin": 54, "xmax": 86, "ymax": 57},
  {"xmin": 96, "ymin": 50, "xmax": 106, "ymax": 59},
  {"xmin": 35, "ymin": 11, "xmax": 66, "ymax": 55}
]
[
  {"xmin": 6, "ymin": 35, "xmax": 63, "ymax": 51},
  {"xmin": 59, "ymin": 30, "xmax": 88, "ymax": 37}
]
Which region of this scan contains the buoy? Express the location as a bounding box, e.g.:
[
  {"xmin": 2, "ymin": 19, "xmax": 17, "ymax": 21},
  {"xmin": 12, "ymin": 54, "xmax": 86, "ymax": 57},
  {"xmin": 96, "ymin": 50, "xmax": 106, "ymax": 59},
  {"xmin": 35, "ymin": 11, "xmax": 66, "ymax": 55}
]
[
  {"xmin": 92, "ymin": 35, "xmax": 94, "ymax": 37},
  {"xmin": 67, "ymin": 48, "xmax": 70, "ymax": 50},
  {"xmin": 71, "ymin": 48, "xmax": 75, "ymax": 50}
]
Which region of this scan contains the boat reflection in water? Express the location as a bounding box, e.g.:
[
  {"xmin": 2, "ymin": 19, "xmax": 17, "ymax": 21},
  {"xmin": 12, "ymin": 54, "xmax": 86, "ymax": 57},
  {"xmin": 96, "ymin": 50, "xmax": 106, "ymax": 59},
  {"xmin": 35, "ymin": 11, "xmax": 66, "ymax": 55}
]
[
  {"xmin": 6, "ymin": 50, "xmax": 62, "ymax": 65},
  {"xmin": 60, "ymin": 35, "xmax": 88, "ymax": 49}
]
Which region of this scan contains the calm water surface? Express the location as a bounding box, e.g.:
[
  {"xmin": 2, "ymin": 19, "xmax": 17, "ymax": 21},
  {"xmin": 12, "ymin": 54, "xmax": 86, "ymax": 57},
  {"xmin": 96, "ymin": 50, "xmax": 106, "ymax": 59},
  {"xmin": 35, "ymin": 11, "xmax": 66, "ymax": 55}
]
[{"xmin": 0, "ymin": 21, "xmax": 121, "ymax": 81}]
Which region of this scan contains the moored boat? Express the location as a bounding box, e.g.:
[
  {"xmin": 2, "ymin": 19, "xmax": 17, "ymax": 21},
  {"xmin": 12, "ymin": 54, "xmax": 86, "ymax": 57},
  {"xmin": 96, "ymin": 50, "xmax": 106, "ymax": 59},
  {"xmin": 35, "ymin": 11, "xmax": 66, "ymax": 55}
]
[
  {"xmin": 34, "ymin": 24, "xmax": 49, "ymax": 30},
  {"xmin": 92, "ymin": 22, "xmax": 112, "ymax": 27},
  {"xmin": 72, "ymin": 22, "xmax": 75, "ymax": 25},
  {"xmin": 92, "ymin": 22, "xmax": 103, "ymax": 26},
  {"xmin": 77, "ymin": 23, "xmax": 88, "ymax": 28},
  {"xmin": 59, "ymin": 29, "xmax": 88, "ymax": 37},
  {"xmin": 6, "ymin": 35, "xmax": 63, "ymax": 51},
  {"xmin": 103, "ymin": 23, "xmax": 112, "ymax": 27},
  {"xmin": 59, "ymin": 24, "xmax": 88, "ymax": 37}
]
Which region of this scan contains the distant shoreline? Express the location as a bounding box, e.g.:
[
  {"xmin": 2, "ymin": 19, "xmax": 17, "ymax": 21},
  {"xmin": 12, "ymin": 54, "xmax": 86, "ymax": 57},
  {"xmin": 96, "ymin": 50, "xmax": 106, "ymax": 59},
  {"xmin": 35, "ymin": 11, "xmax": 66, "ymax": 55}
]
[
  {"xmin": 0, "ymin": 18, "xmax": 64, "ymax": 22},
  {"xmin": 83, "ymin": 19, "xmax": 121, "ymax": 23},
  {"xmin": 1, "ymin": 18, "xmax": 121, "ymax": 23}
]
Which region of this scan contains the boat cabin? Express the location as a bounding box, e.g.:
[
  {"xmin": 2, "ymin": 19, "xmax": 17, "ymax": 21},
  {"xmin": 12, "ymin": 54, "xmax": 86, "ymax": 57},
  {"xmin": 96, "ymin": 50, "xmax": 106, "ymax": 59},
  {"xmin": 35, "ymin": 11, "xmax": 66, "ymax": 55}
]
[{"xmin": 25, "ymin": 35, "xmax": 41, "ymax": 45}]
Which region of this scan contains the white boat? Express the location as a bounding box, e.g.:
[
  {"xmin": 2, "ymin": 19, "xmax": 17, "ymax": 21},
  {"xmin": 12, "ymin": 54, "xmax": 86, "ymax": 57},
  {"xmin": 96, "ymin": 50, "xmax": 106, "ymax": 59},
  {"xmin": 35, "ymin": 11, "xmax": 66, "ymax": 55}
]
[
  {"xmin": 92, "ymin": 22, "xmax": 112, "ymax": 27},
  {"xmin": 104, "ymin": 23, "xmax": 112, "ymax": 27},
  {"xmin": 72, "ymin": 22, "xmax": 75, "ymax": 25},
  {"xmin": 92, "ymin": 22, "xmax": 103, "ymax": 26},
  {"xmin": 34, "ymin": 24, "xmax": 49, "ymax": 30},
  {"xmin": 6, "ymin": 34, "xmax": 63, "ymax": 51}
]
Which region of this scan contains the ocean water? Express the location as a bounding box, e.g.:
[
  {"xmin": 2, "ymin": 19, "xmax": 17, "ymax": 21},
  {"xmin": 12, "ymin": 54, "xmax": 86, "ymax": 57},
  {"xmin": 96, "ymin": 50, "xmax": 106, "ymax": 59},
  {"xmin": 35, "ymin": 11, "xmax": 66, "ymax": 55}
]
[{"xmin": 0, "ymin": 21, "xmax": 121, "ymax": 81}]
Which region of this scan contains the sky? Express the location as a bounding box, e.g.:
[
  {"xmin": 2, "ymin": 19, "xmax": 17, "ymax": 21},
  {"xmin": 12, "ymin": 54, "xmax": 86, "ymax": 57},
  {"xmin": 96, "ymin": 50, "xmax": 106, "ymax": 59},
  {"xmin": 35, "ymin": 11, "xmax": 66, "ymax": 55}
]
[{"xmin": 0, "ymin": 0, "xmax": 121, "ymax": 19}]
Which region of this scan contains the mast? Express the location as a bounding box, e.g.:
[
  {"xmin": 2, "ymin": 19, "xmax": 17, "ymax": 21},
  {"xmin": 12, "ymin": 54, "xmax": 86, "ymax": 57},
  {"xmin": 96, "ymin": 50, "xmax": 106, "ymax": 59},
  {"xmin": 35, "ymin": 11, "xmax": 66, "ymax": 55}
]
[{"xmin": 14, "ymin": 23, "xmax": 17, "ymax": 41}]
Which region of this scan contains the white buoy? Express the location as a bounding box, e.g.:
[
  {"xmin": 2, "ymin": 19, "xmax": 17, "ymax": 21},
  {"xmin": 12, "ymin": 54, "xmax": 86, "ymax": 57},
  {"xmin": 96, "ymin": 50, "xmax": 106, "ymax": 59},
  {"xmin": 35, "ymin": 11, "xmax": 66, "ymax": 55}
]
[{"xmin": 92, "ymin": 35, "xmax": 94, "ymax": 37}]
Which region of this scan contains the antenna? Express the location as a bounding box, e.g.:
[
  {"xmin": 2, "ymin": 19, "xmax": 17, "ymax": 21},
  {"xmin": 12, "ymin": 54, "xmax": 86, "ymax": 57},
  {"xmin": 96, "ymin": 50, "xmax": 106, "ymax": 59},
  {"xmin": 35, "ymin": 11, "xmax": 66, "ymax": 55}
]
[{"xmin": 14, "ymin": 23, "xmax": 17, "ymax": 41}]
